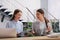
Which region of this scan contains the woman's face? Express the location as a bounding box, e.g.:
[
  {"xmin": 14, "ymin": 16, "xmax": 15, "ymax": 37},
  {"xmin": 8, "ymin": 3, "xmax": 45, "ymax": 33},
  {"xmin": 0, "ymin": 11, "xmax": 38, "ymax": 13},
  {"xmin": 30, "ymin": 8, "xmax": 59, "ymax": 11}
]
[
  {"xmin": 15, "ymin": 12, "xmax": 22, "ymax": 20},
  {"xmin": 36, "ymin": 12, "xmax": 44, "ymax": 20}
]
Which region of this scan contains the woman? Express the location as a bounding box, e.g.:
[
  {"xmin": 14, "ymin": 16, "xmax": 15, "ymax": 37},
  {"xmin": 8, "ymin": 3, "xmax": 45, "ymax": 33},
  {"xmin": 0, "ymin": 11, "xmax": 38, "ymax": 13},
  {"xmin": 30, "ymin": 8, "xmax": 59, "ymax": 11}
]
[
  {"xmin": 6, "ymin": 9, "xmax": 24, "ymax": 37},
  {"xmin": 32, "ymin": 9, "xmax": 52, "ymax": 36}
]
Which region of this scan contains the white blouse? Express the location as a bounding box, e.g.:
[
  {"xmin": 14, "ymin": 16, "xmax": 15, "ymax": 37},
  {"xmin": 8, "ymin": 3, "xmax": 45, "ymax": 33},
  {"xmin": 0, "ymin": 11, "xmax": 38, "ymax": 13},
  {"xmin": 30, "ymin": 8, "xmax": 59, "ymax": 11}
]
[{"xmin": 6, "ymin": 20, "xmax": 23, "ymax": 34}]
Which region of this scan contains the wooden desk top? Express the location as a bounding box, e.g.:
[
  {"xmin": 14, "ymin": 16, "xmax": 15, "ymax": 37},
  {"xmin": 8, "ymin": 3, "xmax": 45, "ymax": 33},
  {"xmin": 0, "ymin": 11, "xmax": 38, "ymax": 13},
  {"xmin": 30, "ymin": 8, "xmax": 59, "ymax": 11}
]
[{"xmin": 0, "ymin": 36, "xmax": 60, "ymax": 40}]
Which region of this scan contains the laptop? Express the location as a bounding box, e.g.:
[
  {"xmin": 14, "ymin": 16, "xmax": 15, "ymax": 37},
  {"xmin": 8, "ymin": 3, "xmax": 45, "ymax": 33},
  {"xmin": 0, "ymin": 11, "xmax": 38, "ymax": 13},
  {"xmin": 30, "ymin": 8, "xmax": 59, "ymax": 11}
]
[{"xmin": 0, "ymin": 28, "xmax": 17, "ymax": 38}]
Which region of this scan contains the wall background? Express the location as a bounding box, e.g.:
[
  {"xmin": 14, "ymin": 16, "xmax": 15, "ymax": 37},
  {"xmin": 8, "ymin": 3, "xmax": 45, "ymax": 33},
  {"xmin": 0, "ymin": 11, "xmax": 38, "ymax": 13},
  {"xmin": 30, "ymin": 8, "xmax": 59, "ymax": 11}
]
[{"xmin": 48, "ymin": 0, "xmax": 60, "ymax": 19}]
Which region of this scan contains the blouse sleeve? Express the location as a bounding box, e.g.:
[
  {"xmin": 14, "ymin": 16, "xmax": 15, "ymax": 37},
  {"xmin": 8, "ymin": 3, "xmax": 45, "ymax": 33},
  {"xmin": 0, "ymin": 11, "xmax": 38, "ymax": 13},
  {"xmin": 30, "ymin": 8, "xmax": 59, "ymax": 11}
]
[
  {"xmin": 32, "ymin": 22, "xmax": 35, "ymax": 31},
  {"xmin": 47, "ymin": 22, "xmax": 53, "ymax": 33}
]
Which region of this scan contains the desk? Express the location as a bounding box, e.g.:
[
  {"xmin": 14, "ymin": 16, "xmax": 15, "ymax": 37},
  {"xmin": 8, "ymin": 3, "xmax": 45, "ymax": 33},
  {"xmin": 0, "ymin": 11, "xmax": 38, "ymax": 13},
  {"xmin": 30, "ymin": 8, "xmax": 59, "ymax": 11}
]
[{"xmin": 0, "ymin": 36, "xmax": 60, "ymax": 40}]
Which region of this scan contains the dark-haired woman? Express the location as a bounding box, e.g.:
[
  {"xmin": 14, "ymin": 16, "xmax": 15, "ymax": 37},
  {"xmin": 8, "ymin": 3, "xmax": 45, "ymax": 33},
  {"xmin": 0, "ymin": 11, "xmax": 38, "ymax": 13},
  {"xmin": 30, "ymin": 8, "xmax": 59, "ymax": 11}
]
[
  {"xmin": 6, "ymin": 9, "xmax": 24, "ymax": 37},
  {"xmin": 32, "ymin": 9, "xmax": 52, "ymax": 36}
]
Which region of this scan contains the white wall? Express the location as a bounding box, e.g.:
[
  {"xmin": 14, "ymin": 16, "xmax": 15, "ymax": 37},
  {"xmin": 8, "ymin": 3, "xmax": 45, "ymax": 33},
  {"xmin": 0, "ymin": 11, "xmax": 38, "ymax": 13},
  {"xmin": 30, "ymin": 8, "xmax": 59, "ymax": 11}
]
[{"xmin": 48, "ymin": 0, "xmax": 60, "ymax": 19}]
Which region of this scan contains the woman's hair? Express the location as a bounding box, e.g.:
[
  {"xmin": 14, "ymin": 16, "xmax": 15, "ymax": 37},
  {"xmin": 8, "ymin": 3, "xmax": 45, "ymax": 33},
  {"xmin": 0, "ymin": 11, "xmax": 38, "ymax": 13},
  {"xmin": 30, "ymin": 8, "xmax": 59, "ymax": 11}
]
[
  {"xmin": 36, "ymin": 9, "xmax": 44, "ymax": 14},
  {"xmin": 10, "ymin": 9, "xmax": 22, "ymax": 21},
  {"xmin": 36, "ymin": 9, "xmax": 49, "ymax": 28}
]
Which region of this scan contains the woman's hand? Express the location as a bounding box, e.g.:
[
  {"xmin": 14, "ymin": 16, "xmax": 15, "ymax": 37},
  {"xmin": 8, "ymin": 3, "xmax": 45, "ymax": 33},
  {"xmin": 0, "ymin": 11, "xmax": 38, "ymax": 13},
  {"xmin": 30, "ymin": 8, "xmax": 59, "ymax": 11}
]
[
  {"xmin": 32, "ymin": 31, "xmax": 35, "ymax": 34},
  {"xmin": 46, "ymin": 26, "xmax": 51, "ymax": 33}
]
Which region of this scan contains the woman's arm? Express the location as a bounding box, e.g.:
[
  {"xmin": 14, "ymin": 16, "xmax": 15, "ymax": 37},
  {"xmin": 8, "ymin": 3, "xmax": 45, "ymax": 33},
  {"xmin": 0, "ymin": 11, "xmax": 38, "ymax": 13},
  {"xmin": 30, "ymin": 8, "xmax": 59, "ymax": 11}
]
[
  {"xmin": 17, "ymin": 22, "xmax": 24, "ymax": 37},
  {"xmin": 32, "ymin": 22, "xmax": 36, "ymax": 34},
  {"xmin": 46, "ymin": 22, "xmax": 53, "ymax": 33},
  {"xmin": 44, "ymin": 17, "xmax": 53, "ymax": 33}
]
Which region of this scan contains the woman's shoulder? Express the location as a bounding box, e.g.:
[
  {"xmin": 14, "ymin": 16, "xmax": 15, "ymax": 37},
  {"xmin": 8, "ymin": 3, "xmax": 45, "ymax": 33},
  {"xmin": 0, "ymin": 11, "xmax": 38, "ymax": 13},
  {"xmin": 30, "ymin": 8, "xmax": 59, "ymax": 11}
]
[
  {"xmin": 7, "ymin": 21, "xmax": 13, "ymax": 24},
  {"xmin": 32, "ymin": 21, "xmax": 40, "ymax": 25},
  {"xmin": 33, "ymin": 20, "xmax": 40, "ymax": 23},
  {"xmin": 18, "ymin": 21, "xmax": 23, "ymax": 24}
]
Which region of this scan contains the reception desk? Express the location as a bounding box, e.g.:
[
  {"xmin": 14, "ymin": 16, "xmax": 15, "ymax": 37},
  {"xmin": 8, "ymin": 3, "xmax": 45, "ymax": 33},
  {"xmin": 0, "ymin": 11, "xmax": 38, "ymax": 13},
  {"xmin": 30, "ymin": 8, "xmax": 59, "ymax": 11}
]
[{"xmin": 0, "ymin": 36, "xmax": 60, "ymax": 40}]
